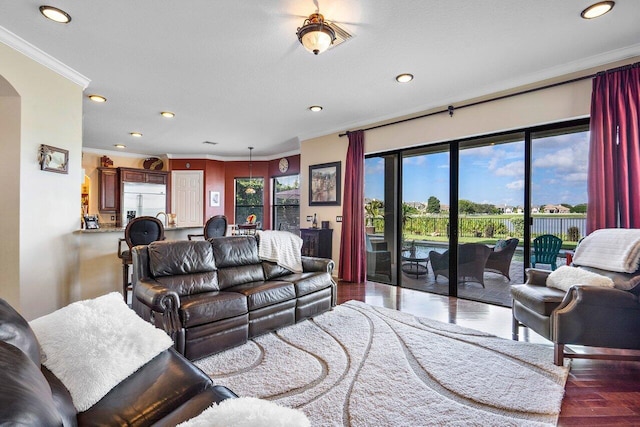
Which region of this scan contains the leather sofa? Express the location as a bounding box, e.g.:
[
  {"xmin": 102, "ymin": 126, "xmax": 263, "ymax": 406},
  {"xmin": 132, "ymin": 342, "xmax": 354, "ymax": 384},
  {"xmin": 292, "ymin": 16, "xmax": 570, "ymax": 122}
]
[
  {"xmin": 511, "ymin": 267, "xmax": 640, "ymax": 365},
  {"xmin": 0, "ymin": 298, "xmax": 237, "ymax": 426},
  {"xmin": 132, "ymin": 235, "xmax": 336, "ymax": 360}
]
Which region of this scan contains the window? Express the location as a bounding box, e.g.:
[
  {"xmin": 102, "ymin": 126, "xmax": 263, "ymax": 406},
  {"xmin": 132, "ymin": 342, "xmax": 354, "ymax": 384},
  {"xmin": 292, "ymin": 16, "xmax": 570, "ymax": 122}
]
[
  {"xmin": 273, "ymin": 175, "xmax": 300, "ymax": 232},
  {"xmin": 235, "ymin": 178, "xmax": 264, "ymax": 225}
]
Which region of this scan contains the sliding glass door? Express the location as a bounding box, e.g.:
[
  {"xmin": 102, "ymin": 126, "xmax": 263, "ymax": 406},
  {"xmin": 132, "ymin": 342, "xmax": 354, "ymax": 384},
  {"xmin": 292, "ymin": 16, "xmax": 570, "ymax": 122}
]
[
  {"xmin": 457, "ymin": 134, "xmax": 525, "ymax": 306},
  {"xmin": 400, "ymin": 146, "xmax": 450, "ymax": 294},
  {"xmin": 363, "ymin": 119, "xmax": 589, "ymax": 307}
]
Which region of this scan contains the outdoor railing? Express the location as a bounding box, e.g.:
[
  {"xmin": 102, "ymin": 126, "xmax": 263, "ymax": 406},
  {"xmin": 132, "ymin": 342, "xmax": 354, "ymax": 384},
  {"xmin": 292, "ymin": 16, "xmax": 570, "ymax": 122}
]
[{"xmin": 369, "ymin": 214, "xmax": 587, "ymax": 243}]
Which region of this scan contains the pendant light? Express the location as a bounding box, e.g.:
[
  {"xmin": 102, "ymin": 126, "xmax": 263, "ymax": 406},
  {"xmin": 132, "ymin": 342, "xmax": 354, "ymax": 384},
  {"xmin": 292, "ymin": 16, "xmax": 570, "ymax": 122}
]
[{"xmin": 246, "ymin": 147, "xmax": 256, "ymax": 194}]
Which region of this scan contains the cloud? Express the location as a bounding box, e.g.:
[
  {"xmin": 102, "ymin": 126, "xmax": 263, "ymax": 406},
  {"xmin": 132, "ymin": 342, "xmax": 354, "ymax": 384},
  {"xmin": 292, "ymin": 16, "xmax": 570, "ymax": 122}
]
[
  {"xmin": 506, "ymin": 179, "xmax": 524, "ymax": 190},
  {"xmin": 495, "ymin": 160, "xmax": 524, "ymax": 177}
]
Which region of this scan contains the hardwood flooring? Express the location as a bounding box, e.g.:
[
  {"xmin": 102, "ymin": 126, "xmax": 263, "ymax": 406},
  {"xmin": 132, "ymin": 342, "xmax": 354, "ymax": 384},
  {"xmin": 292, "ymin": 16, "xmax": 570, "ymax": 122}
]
[{"xmin": 336, "ymin": 281, "xmax": 640, "ymax": 426}]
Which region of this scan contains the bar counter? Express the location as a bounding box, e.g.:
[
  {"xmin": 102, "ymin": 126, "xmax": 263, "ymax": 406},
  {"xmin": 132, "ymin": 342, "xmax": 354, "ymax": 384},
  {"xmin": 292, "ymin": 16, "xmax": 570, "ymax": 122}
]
[{"xmin": 74, "ymin": 225, "xmax": 201, "ymax": 302}]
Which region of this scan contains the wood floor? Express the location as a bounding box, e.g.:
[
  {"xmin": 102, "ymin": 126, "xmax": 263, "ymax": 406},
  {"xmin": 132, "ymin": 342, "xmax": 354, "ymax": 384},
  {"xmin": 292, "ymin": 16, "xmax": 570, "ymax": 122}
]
[{"xmin": 336, "ymin": 281, "xmax": 640, "ymax": 426}]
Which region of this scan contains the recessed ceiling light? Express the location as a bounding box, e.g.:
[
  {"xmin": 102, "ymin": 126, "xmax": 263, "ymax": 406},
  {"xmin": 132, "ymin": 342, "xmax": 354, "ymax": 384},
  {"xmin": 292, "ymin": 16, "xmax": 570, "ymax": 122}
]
[
  {"xmin": 581, "ymin": 1, "xmax": 614, "ymax": 19},
  {"xmin": 88, "ymin": 94, "xmax": 107, "ymax": 103},
  {"xmin": 114, "ymin": 144, "xmax": 126, "ymax": 149},
  {"xmin": 160, "ymin": 111, "xmax": 175, "ymax": 118},
  {"xmin": 309, "ymin": 105, "xmax": 323, "ymax": 112},
  {"xmin": 396, "ymin": 73, "xmax": 414, "ymax": 83},
  {"xmin": 130, "ymin": 132, "xmax": 143, "ymax": 138},
  {"xmin": 39, "ymin": 5, "xmax": 71, "ymax": 23}
]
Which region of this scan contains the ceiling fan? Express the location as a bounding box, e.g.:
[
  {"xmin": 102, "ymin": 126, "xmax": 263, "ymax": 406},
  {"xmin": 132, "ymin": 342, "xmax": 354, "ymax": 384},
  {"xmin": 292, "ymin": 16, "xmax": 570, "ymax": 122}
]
[{"xmin": 295, "ymin": 0, "xmax": 354, "ymax": 55}]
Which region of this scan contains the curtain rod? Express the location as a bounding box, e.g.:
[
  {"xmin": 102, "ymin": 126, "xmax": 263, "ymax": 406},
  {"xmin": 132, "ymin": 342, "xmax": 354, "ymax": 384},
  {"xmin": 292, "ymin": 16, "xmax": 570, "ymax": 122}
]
[{"xmin": 338, "ymin": 61, "xmax": 639, "ymax": 138}]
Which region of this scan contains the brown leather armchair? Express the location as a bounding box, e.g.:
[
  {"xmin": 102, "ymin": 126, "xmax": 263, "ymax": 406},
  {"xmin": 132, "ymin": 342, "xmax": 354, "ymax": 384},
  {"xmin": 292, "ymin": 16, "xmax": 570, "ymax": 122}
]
[{"xmin": 511, "ymin": 267, "xmax": 640, "ymax": 365}]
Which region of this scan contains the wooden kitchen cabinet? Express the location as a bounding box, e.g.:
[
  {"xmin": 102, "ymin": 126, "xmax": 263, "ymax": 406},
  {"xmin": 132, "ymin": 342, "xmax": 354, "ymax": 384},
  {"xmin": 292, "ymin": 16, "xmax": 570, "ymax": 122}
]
[
  {"xmin": 98, "ymin": 167, "xmax": 118, "ymax": 211},
  {"xmin": 119, "ymin": 168, "xmax": 168, "ymax": 184}
]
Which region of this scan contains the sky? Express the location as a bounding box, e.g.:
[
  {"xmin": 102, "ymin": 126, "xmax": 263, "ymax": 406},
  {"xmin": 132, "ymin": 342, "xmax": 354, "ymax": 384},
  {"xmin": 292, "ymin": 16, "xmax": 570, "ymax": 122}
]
[{"xmin": 365, "ymin": 130, "xmax": 589, "ymax": 207}]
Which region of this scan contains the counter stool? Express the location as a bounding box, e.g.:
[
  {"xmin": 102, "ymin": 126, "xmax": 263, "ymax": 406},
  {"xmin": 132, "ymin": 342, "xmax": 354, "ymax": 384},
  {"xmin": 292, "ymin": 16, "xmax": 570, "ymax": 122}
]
[{"xmin": 117, "ymin": 216, "xmax": 165, "ymax": 302}]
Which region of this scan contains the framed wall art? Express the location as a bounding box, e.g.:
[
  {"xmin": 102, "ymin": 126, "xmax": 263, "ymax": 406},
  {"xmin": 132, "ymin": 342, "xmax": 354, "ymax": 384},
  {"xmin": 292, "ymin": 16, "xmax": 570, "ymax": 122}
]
[
  {"xmin": 210, "ymin": 191, "xmax": 220, "ymax": 207},
  {"xmin": 309, "ymin": 161, "xmax": 341, "ymax": 206},
  {"xmin": 38, "ymin": 144, "xmax": 69, "ymax": 174}
]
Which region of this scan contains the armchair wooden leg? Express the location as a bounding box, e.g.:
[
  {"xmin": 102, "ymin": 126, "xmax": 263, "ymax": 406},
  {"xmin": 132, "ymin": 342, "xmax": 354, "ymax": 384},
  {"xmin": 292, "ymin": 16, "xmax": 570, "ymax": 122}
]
[
  {"xmin": 511, "ymin": 313, "xmax": 519, "ymax": 341},
  {"xmin": 554, "ymin": 343, "xmax": 564, "ymax": 366},
  {"xmin": 122, "ymin": 263, "xmax": 129, "ymax": 303}
]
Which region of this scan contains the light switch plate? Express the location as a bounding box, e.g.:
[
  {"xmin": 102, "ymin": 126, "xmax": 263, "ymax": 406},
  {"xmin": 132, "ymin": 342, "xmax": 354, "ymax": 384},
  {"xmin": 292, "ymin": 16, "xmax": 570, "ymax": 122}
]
[
  {"xmin": 306, "ymin": 216, "xmax": 313, "ymax": 222},
  {"xmin": 336, "ymin": 216, "xmax": 343, "ymax": 222}
]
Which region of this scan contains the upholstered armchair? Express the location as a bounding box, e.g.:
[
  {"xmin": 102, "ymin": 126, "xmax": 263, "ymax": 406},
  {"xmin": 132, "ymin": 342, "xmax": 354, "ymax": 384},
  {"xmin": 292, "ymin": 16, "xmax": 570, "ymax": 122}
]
[{"xmin": 512, "ymin": 267, "xmax": 640, "ymax": 365}]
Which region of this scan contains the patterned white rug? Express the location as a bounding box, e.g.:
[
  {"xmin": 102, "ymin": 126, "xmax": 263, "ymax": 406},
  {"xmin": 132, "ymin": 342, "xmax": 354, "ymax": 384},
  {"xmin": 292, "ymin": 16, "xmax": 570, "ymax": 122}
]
[{"xmin": 196, "ymin": 301, "xmax": 569, "ymax": 426}]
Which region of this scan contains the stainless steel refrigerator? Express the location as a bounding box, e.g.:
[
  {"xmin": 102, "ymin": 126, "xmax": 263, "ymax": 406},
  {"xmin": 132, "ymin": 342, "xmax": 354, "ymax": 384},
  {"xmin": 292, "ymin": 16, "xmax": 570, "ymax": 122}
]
[{"xmin": 121, "ymin": 182, "xmax": 167, "ymax": 224}]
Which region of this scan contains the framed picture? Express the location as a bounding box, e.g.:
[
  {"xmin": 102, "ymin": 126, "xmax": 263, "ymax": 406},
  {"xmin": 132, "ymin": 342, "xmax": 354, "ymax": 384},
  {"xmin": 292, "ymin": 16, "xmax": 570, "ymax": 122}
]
[
  {"xmin": 209, "ymin": 191, "xmax": 220, "ymax": 207},
  {"xmin": 309, "ymin": 161, "xmax": 341, "ymax": 206},
  {"xmin": 38, "ymin": 144, "xmax": 69, "ymax": 174}
]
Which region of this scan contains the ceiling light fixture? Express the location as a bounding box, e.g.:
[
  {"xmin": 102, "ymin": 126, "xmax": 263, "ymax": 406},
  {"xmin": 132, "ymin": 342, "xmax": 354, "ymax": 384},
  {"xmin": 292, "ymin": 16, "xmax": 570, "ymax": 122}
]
[
  {"xmin": 396, "ymin": 73, "xmax": 414, "ymax": 83},
  {"xmin": 114, "ymin": 144, "xmax": 126, "ymax": 149},
  {"xmin": 246, "ymin": 146, "xmax": 256, "ymax": 194},
  {"xmin": 39, "ymin": 5, "xmax": 71, "ymax": 23},
  {"xmin": 130, "ymin": 132, "xmax": 143, "ymax": 138},
  {"xmin": 160, "ymin": 111, "xmax": 175, "ymax": 118},
  {"xmin": 581, "ymin": 1, "xmax": 614, "ymax": 19},
  {"xmin": 88, "ymin": 94, "xmax": 107, "ymax": 103},
  {"xmin": 309, "ymin": 105, "xmax": 323, "ymax": 112},
  {"xmin": 296, "ymin": 12, "xmax": 336, "ymax": 55}
]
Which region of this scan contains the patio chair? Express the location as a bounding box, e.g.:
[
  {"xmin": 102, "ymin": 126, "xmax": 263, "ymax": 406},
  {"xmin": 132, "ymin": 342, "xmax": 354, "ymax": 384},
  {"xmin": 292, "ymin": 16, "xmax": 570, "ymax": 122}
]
[
  {"xmin": 365, "ymin": 234, "xmax": 392, "ymax": 281},
  {"xmin": 429, "ymin": 243, "xmax": 492, "ymax": 287},
  {"xmin": 531, "ymin": 234, "xmax": 562, "ymax": 270},
  {"xmin": 485, "ymin": 238, "xmax": 519, "ymax": 280}
]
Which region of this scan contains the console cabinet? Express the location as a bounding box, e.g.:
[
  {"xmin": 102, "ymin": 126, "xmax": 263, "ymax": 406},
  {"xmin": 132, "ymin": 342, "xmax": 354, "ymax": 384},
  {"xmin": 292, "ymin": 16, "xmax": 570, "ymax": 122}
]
[{"xmin": 300, "ymin": 228, "xmax": 333, "ymax": 259}]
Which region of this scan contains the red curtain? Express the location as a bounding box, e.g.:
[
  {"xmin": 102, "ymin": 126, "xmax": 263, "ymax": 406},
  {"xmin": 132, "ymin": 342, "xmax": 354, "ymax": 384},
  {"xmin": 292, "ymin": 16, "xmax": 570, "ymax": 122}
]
[
  {"xmin": 587, "ymin": 64, "xmax": 640, "ymax": 233},
  {"xmin": 339, "ymin": 130, "xmax": 366, "ymax": 282}
]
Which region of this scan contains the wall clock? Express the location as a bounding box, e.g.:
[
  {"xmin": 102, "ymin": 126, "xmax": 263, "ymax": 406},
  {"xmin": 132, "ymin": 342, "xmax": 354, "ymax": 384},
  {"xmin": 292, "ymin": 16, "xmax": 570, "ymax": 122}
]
[{"xmin": 278, "ymin": 157, "xmax": 289, "ymax": 173}]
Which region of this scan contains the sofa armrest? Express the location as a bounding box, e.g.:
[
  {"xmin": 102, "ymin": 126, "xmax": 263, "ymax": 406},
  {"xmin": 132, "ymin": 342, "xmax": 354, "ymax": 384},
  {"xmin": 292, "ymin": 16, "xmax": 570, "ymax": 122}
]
[
  {"xmin": 302, "ymin": 256, "xmax": 334, "ymax": 274},
  {"xmin": 134, "ymin": 280, "xmax": 182, "ymax": 341},
  {"xmin": 524, "ymin": 268, "xmax": 551, "ymax": 286}
]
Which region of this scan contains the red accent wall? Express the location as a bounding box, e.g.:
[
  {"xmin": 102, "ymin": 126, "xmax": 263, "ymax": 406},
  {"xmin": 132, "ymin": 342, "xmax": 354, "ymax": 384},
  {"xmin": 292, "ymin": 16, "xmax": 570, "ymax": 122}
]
[{"xmin": 168, "ymin": 154, "xmax": 300, "ymax": 229}]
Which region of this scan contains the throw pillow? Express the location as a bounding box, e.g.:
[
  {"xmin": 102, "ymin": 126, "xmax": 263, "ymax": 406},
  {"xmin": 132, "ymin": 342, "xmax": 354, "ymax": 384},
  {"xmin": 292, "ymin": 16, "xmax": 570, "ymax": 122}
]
[
  {"xmin": 494, "ymin": 239, "xmax": 508, "ymax": 252},
  {"xmin": 29, "ymin": 292, "xmax": 173, "ymax": 412},
  {"xmin": 546, "ymin": 265, "xmax": 614, "ymax": 292}
]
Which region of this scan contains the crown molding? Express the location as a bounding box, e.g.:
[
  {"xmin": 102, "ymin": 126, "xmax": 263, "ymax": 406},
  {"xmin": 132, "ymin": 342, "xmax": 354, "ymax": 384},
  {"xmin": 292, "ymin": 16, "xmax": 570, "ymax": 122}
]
[{"xmin": 0, "ymin": 25, "xmax": 90, "ymax": 89}]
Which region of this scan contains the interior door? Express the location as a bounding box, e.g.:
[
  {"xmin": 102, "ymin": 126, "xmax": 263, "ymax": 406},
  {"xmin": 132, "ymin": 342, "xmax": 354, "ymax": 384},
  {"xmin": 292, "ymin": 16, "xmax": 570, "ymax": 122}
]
[{"xmin": 171, "ymin": 170, "xmax": 203, "ymax": 227}]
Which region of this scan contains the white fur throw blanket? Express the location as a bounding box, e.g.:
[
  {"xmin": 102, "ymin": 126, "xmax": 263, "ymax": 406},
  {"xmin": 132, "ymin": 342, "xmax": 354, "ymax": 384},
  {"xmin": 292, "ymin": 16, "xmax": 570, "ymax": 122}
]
[
  {"xmin": 29, "ymin": 292, "xmax": 173, "ymax": 412},
  {"xmin": 572, "ymin": 228, "xmax": 640, "ymax": 273},
  {"xmin": 257, "ymin": 230, "xmax": 303, "ymax": 273},
  {"xmin": 178, "ymin": 397, "xmax": 310, "ymax": 427}
]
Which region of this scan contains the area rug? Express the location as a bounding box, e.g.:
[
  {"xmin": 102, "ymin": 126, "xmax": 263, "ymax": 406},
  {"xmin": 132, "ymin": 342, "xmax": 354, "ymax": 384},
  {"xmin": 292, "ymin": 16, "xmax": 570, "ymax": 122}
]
[{"xmin": 195, "ymin": 301, "xmax": 569, "ymax": 426}]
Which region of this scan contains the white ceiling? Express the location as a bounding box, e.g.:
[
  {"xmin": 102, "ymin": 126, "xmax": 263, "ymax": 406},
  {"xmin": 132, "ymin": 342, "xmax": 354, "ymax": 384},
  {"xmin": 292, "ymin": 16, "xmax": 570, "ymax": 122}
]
[{"xmin": 1, "ymin": 1, "xmax": 639, "ymax": 159}]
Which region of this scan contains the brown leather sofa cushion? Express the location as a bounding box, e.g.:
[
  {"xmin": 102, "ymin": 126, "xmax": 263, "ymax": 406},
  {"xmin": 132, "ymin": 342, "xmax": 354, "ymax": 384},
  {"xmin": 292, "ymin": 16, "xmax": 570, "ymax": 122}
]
[
  {"xmin": 155, "ymin": 271, "xmax": 219, "ymax": 296},
  {"xmin": 0, "ymin": 299, "xmax": 41, "ymax": 367},
  {"xmin": 179, "ymin": 292, "xmax": 248, "ymax": 328},
  {"xmin": 262, "ymin": 261, "xmax": 293, "ymax": 280},
  {"xmin": 0, "ymin": 341, "xmax": 63, "ymax": 426},
  {"xmin": 279, "ymin": 272, "xmax": 333, "ymax": 297},
  {"xmin": 149, "ymin": 240, "xmax": 216, "ymax": 277},
  {"xmin": 227, "ymin": 281, "xmax": 296, "ymax": 310},
  {"xmin": 510, "ymin": 284, "xmax": 565, "ymax": 316},
  {"xmin": 211, "ymin": 236, "xmax": 261, "ymax": 268}
]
